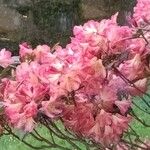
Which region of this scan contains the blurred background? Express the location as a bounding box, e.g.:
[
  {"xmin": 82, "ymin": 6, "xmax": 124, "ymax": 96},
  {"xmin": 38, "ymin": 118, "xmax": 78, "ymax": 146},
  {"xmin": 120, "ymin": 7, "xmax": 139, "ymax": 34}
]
[{"xmin": 0, "ymin": 0, "xmax": 136, "ymax": 54}]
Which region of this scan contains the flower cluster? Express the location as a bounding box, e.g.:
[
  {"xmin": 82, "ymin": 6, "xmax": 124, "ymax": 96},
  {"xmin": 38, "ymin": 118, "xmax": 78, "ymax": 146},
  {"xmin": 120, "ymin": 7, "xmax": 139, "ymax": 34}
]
[
  {"xmin": 0, "ymin": 0, "xmax": 150, "ymax": 147},
  {"xmin": 133, "ymin": 0, "xmax": 150, "ymax": 26},
  {"xmin": 0, "ymin": 49, "xmax": 12, "ymax": 68}
]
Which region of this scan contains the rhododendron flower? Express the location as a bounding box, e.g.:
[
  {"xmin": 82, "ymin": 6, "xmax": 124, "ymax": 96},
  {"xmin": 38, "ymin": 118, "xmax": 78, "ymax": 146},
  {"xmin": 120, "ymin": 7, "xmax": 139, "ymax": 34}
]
[
  {"xmin": 37, "ymin": 64, "xmax": 62, "ymax": 84},
  {"xmin": 88, "ymin": 110, "xmax": 130, "ymax": 145},
  {"xmin": 88, "ymin": 57, "xmax": 106, "ymax": 77},
  {"xmin": 129, "ymin": 38, "xmax": 147, "ymax": 55},
  {"xmin": 4, "ymin": 95, "xmax": 37, "ymax": 131},
  {"xmin": 115, "ymin": 100, "xmax": 131, "ymax": 115},
  {"xmin": 60, "ymin": 72, "xmax": 81, "ymax": 92},
  {"xmin": 105, "ymin": 26, "xmax": 132, "ymax": 53},
  {"xmin": 34, "ymin": 45, "xmax": 53, "ymax": 64},
  {"xmin": 16, "ymin": 62, "xmax": 33, "ymax": 81},
  {"xmin": 0, "ymin": 49, "xmax": 12, "ymax": 68},
  {"xmin": 14, "ymin": 114, "xmax": 36, "ymax": 132},
  {"xmin": 127, "ymin": 78, "xmax": 148, "ymax": 96},
  {"xmin": 4, "ymin": 102, "xmax": 23, "ymax": 118},
  {"xmin": 23, "ymin": 101, "xmax": 37, "ymax": 117},
  {"xmin": 0, "ymin": 1, "xmax": 150, "ymax": 147},
  {"xmin": 5, "ymin": 96, "xmax": 37, "ymax": 132},
  {"xmin": 41, "ymin": 100, "xmax": 62, "ymax": 118},
  {"xmin": 62, "ymin": 103, "xmax": 95, "ymax": 135},
  {"xmin": 19, "ymin": 42, "xmax": 33, "ymax": 58},
  {"xmin": 133, "ymin": 0, "xmax": 150, "ymax": 25},
  {"xmin": 97, "ymin": 85, "xmax": 118, "ymax": 111},
  {"xmin": 119, "ymin": 54, "xmax": 144, "ymax": 80},
  {"xmin": 17, "ymin": 81, "xmax": 48, "ymax": 102}
]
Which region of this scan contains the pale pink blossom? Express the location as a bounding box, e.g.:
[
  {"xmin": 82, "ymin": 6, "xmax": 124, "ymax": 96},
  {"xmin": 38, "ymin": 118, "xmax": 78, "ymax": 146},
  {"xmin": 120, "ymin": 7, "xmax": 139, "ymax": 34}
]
[
  {"xmin": 98, "ymin": 85, "xmax": 118, "ymax": 112},
  {"xmin": 115, "ymin": 100, "xmax": 131, "ymax": 115},
  {"xmin": 88, "ymin": 110, "xmax": 130, "ymax": 145},
  {"xmin": 33, "ymin": 45, "xmax": 53, "ymax": 64},
  {"xmin": 19, "ymin": 42, "xmax": 33, "ymax": 58},
  {"xmin": 60, "ymin": 72, "xmax": 81, "ymax": 92},
  {"xmin": 127, "ymin": 78, "xmax": 148, "ymax": 96},
  {"xmin": 0, "ymin": 49, "xmax": 12, "ymax": 68},
  {"xmin": 119, "ymin": 54, "xmax": 144, "ymax": 80},
  {"xmin": 133, "ymin": 0, "xmax": 150, "ymax": 25},
  {"xmin": 129, "ymin": 38, "xmax": 147, "ymax": 55},
  {"xmin": 41, "ymin": 99, "xmax": 62, "ymax": 118}
]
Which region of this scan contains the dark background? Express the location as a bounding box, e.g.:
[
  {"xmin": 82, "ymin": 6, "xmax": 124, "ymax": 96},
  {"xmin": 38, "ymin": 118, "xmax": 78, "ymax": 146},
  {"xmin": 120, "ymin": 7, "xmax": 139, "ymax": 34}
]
[{"xmin": 0, "ymin": 0, "xmax": 136, "ymax": 54}]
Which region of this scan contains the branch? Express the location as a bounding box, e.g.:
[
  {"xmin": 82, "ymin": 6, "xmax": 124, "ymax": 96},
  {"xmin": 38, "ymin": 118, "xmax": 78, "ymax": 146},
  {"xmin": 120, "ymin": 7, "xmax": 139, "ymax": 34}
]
[
  {"xmin": 132, "ymin": 101, "xmax": 150, "ymax": 114},
  {"xmin": 43, "ymin": 119, "xmax": 81, "ymax": 150},
  {"xmin": 130, "ymin": 110, "xmax": 150, "ymax": 127}
]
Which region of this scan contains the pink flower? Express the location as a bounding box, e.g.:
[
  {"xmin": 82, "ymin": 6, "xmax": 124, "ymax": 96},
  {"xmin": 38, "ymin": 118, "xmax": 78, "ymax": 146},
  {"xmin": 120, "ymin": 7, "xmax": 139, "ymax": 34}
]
[
  {"xmin": 98, "ymin": 85, "xmax": 118, "ymax": 112},
  {"xmin": 88, "ymin": 121, "xmax": 102, "ymax": 142},
  {"xmin": 60, "ymin": 71, "xmax": 81, "ymax": 92},
  {"xmin": 3, "ymin": 82, "xmax": 38, "ymax": 132},
  {"xmin": 133, "ymin": 0, "xmax": 150, "ymax": 25},
  {"xmin": 127, "ymin": 78, "xmax": 148, "ymax": 96},
  {"xmin": 34, "ymin": 45, "xmax": 53, "ymax": 64},
  {"xmin": 41, "ymin": 99, "xmax": 62, "ymax": 118},
  {"xmin": 115, "ymin": 100, "xmax": 131, "ymax": 115},
  {"xmin": 88, "ymin": 110, "xmax": 131, "ymax": 145},
  {"xmin": 19, "ymin": 42, "xmax": 33, "ymax": 58},
  {"xmin": 23, "ymin": 117, "xmax": 36, "ymax": 132},
  {"xmin": 23, "ymin": 101, "xmax": 37, "ymax": 118},
  {"xmin": 0, "ymin": 49, "xmax": 12, "ymax": 68},
  {"xmin": 17, "ymin": 80, "xmax": 48, "ymax": 102},
  {"xmin": 73, "ymin": 20, "xmax": 99, "ymax": 40},
  {"xmin": 88, "ymin": 57, "xmax": 106, "ymax": 77},
  {"xmin": 14, "ymin": 114, "xmax": 36, "ymax": 132},
  {"xmin": 112, "ymin": 114, "xmax": 130, "ymax": 135},
  {"xmin": 37, "ymin": 64, "xmax": 62, "ymax": 84},
  {"xmin": 97, "ymin": 13, "xmax": 118, "ymax": 34},
  {"xmin": 1, "ymin": 7, "xmax": 150, "ymax": 145},
  {"xmin": 129, "ymin": 38, "xmax": 147, "ymax": 55},
  {"xmin": 62, "ymin": 103, "xmax": 95, "ymax": 135},
  {"xmin": 105, "ymin": 25, "xmax": 131, "ymax": 53},
  {"xmin": 119, "ymin": 54, "xmax": 144, "ymax": 80},
  {"xmin": 88, "ymin": 110, "xmax": 112, "ymax": 143},
  {"xmin": 5, "ymin": 103, "xmax": 23, "ymax": 118},
  {"xmin": 5, "ymin": 97, "xmax": 37, "ymax": 132},
  {"xmin": 16, "ymin": 62, "xmax": 32, "ymax": 81}
]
